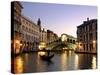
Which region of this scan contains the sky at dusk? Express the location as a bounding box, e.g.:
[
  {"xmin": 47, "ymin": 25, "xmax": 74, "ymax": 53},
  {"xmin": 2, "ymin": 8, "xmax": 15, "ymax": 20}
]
[{"xmin": 21, "ymin": 1, "xmax": 97, "ymax": 37}]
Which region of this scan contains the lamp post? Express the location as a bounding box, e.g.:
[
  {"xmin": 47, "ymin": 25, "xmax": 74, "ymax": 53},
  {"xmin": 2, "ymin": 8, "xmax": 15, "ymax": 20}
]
[
  {"xmin": 77, "ymin": 42, "xmax": 82, "ymax": 52},
  {"xmin": 93, "ymin": 40, "xmax": 96, "ymax": 44}
]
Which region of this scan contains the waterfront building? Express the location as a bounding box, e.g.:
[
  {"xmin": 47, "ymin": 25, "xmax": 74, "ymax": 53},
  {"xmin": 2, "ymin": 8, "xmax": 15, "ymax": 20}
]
[
  {"xmin": 11, "ymin": 1, "xmax": 23, "ymax": 54},
  {"xmin": 21, "ymin": 16, "xmax": 40, "ymax": 51},
  {"xmin": 47, "ymin": 30, "xmax": 58, "ymax": 45},
  {"xmin": 76, "ymin": 18, "xmax": 97, "ymax": 53},
  {"xmin": 38, "ymin": 28, "xmax": 47, "ymax": 50},
  {"xmin": 40, "ymin": 28, "xmax": 47, "ymax": 43},
  {"xmin": 11, "ymin": 1, "xmax": 59, "ymax": 52},
  {"xmin": 53, "ymin": 33, "xmax": 58, "ymax": 42}
]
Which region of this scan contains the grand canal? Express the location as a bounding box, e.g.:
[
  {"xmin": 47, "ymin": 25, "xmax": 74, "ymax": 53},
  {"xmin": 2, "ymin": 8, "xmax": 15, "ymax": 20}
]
[{"xmin": 12, "ymin": 50, "xmax": 97, "ymax": 73}]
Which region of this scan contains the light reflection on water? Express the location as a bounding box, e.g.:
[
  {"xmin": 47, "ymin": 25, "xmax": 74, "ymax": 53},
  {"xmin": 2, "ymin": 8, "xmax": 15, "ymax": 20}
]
[
  {"xmin": 92, "ymin": 56, "xmax": 97, "ymax": 69},
  {"xmin": 14, "ymin": 56, "xmax": 23, "ymax": 73},
  {"xmin": 12, "ymin": 51, "xmax": 97, "ymax": 73},
  {"xmin": 74, "ymin": 54, "xmax": 79, "ymax": 69},
  {"xmin": 60, "ymin": 51, "xmax": 67, "ymax": 71}
]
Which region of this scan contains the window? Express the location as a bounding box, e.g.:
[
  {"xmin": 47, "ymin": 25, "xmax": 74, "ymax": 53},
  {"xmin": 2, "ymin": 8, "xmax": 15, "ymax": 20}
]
[
  {"xmin": 85, "ymin": 26, "xmax": 86, "ymax": 32},
  {"xmin": 83, "ymin": 35, "xmax": 85, "ymax": 42},
  {"xmin": 90, "ymin": 44, "xmax": 93, "ymax": 51},
  {"xmin": 80, "ymin": 39, "xmax": 82, "ymax": 42},
  {"xmin": 67, "ymin": 38, "xmax": 69, "ymax": 42},
  {"xmin": 86, "ymin": 25, "xmax": 88, "ymax": 31},
  {"xmin": 86, "ymin": 44, "xmax": 88, "ymax": 51},
  {"xmin": 89, "ymin": 33, "xmax": 93, "ymax": 41},
  {"xmin": 86, "ymin": 33, "xmax": 88, "ymax": 42},
  {"xmin": 83, "ymin": 44, "xmax": 85, "ymax": 51},
  {"xmin": 89, "ymin": 24, "xmax": 92, "ymax": 31},
  {"xmin": 95, "ymin": 23, "xmax": 97, "ymax": 30},
  {"xmin": 73, "ymin": 40, "xmax": 75, "ymax": 44},
  {"xmin": 96, "ymin": 32, "xmax": 97, "ymax": 40},
  {"xmin": 70, "ymin": 39, "xmax": 72, "ymax": 43}
]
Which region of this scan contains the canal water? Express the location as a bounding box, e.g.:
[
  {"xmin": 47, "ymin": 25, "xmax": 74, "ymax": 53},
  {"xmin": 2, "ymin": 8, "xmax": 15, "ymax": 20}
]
[{"xmin": 12, "ymin": 51, "xmax": 97, "ymax": 73}]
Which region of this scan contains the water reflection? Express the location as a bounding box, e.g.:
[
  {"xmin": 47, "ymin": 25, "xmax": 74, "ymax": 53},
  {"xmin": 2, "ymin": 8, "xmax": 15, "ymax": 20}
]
[
  {"xmin": 61, "ymin": 51, "xmax": 67, "ymax": 70},
  {"xmin": 69, "ymin": 50, "xmax": 72, "ymax": 56},
  {"xmin": 24, "ymin": 53, "xmax": 28, "ymax": 61},
  {"xmin": 38, "ymin": 52, "xmax": 46, "ymax": 56},
  {"xmin": 14, "ymin": 56, "xmax": 24, "ymax": 73},
  {"xmin": 92, "ymin": 55, "xmax": 96, "ymax": 69},
  {"xmin": 74, "ymin": 54, "xmax": 79, "ymax": 69},
  {"xmin": 12, "ymin": 51, "xmax": 97, "ymax": 73},
  {"xmin": 36, "ymin": 52, "xmax": 54, "ymax": 72}
]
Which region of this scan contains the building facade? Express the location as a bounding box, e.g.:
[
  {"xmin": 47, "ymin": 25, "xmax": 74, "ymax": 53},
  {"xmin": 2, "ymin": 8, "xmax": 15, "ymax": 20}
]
[
  {"xmin": 11, "ymin": 1, "xmax": 59, "ymax": 52},
  {"xmin": 40, "ymin": 28, "xmax": 47, "ymax": 43},
  {"xmin": 21, "ymin": 16, "xmax": 40, "ymax": 51},
  {"xmin": 47, "ymin": 30, "xmax": 58, "ymax": 45},
  {"xmin": 11, "ymin": 1, "xmax": 23, "ymax": 54},
  {"xmin": 76, "ymin": 18, "xmax": 97, "ymax": 53}
]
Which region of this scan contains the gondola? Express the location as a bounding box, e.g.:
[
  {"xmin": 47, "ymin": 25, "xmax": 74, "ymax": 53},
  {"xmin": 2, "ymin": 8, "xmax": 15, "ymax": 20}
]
[{"xmin": 40, "ymin": 54, "xmax": 54, "ymax": 61}]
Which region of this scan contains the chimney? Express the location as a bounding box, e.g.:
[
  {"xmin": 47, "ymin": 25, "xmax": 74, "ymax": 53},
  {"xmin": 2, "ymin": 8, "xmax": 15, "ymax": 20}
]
[{"xmin": 87, "ymin": 17, "xmax": 89, "ymax": 21}]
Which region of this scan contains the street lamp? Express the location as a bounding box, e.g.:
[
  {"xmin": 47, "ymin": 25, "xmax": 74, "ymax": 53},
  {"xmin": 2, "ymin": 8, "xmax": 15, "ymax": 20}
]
[
  {"xmin": 20, "ymin": 43, "xmax": 23, "ymax": 46},
  {"xmin": 78, "ymin": 42, "xmax": 82, "ymax": 50},
  {"xmin": 93, "ymin": 40, "xmax": 96, "ymax": 51},
  {"xmin": 15, "ymin": 40, "xmax": 20, "ymax": 44},
  {"xmin": 93, "ymin": 40, "xmax": 96, "ymax": 44}
]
